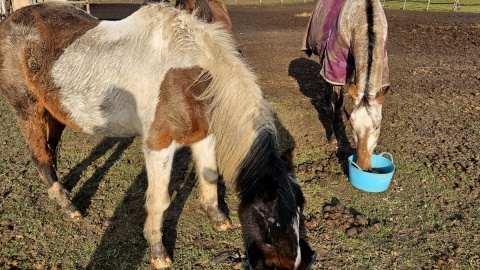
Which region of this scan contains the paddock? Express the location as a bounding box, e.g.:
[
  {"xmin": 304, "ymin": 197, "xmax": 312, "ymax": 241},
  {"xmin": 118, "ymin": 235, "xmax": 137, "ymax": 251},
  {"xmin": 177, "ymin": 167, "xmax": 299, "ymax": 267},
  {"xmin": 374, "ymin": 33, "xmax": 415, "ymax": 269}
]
[{"xmin": 0, "ymin": 3, "xmax": 479, "ymax": 269}]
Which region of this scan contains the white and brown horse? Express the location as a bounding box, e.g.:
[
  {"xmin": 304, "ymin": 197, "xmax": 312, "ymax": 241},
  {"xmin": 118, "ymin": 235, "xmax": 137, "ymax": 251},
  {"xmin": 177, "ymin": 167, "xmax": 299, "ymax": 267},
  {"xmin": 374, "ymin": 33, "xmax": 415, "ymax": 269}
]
[
  {"xmin": 0, "ymin": 3, "xmax": 306, "ymax": 269},
  {"xmin": 303, "ymin": 0, "xmax": 390, "ymax": 171}
]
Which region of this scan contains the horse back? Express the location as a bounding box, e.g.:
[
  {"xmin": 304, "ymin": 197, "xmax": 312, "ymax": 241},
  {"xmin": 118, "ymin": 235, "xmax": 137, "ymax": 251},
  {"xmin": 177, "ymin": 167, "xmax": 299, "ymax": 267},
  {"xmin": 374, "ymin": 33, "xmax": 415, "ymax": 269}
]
[
  {"xmin": 0, "ymin": 4, "xmax": 99, "ymax": 127},
  {"xmin": 302, "ymin": 0, "xmax": 389, "ymax": 88}
]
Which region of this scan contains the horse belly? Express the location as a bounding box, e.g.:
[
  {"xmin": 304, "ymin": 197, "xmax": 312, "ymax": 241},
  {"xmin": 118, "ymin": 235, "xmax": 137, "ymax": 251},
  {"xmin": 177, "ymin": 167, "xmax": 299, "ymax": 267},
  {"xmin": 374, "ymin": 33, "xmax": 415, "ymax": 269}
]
[{"xmin": 58, "ymin": 87, "xmax": 146, "ymax": 137}]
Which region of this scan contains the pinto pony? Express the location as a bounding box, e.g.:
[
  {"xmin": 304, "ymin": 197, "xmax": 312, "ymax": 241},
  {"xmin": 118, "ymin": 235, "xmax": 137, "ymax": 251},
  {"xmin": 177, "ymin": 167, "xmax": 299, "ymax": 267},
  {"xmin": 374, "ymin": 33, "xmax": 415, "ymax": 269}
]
[
  {"xmin": 0, "ymin": 3, "xmax": 306, "ymax": 269},
  {"xmin": 302, "ymin": 0, "xmax": 390, "ymax": 171}
]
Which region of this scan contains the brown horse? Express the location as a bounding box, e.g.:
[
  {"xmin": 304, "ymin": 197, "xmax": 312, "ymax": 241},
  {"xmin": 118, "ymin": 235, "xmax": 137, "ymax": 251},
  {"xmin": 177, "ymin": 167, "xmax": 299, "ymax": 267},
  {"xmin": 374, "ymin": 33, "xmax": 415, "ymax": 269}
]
[
  {"xmin": 143, "ymin": 0, "xmax": 233, "ymax": 33},
  {"xmin": 176, "ymin": 0, "xmax": 232, "ymax": 33},
  {"xmin": 303, "ymin": 0, "xmax": 390, "ymax": 171},
  {"xmin": 0, "ymin": 3, "xmax": 307, "ymax": 269}
]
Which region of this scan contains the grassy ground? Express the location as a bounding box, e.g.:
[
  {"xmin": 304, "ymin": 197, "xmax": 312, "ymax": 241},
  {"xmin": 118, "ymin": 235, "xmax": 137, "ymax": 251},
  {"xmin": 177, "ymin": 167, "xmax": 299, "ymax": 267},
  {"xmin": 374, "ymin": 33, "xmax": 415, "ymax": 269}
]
[{"xmin": 1, "ymin": 2, "xmax": 480, "ymax": 270}]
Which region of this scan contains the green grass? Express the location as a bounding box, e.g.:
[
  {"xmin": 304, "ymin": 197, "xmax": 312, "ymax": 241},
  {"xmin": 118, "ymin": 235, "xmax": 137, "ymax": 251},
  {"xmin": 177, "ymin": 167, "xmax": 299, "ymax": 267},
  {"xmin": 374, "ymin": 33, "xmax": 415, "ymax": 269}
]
[
  {"xmin": 381, "ymin": 0, "xmax": 480, "ymax": 12},
  {"xmin": 80, "ymin": 0, "xmax": 480, "ymax": 13}
]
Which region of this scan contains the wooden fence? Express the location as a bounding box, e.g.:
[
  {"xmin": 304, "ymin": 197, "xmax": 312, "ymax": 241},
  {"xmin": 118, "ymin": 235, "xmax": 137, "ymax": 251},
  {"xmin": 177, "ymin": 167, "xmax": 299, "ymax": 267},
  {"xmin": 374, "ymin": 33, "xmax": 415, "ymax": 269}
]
[{"xmin": 1, "ymin": 0, "xmax": 478, "ymax": 20}]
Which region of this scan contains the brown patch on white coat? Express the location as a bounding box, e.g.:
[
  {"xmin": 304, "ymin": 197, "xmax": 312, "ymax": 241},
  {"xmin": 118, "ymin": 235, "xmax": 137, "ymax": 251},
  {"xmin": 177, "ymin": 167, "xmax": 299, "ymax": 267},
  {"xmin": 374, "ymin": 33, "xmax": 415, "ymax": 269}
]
[{"xmin": 146, "ymin": 67, "xmax": 211, "ymax": 150}]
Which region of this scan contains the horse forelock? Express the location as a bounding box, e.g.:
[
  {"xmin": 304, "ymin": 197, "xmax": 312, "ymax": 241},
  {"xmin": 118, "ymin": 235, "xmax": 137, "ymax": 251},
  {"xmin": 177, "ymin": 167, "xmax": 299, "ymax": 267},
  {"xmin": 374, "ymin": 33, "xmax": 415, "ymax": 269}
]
[{"xmin": 236, "ymin": 131, "xmax": 305, "ymax": 228}]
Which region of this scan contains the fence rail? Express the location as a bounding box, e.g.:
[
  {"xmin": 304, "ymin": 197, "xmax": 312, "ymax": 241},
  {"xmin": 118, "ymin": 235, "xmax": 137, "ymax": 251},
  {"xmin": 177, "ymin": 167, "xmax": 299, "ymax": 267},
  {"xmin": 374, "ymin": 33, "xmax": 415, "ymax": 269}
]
[{"xmin": 1, "ymin": 0, "xmax": 479, "ymax": 20}]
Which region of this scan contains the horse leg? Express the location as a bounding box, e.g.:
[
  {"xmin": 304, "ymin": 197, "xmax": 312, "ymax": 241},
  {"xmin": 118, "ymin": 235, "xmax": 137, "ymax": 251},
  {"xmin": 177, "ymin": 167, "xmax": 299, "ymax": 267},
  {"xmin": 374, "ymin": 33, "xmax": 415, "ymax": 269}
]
[
  {"xmin": 191, "ymin": 135, "xmax": 232, "ymax": 231},
  {"xmin": 327, "ymin": 85, "xmax": 343, "ymax": 148},
  {"xmin": 17, "ymin": 107, "xmax": 82, "ymax": 220},
  {"xmin": 143, "ymin": 143, "xmax": 178, "ymax": 269}
]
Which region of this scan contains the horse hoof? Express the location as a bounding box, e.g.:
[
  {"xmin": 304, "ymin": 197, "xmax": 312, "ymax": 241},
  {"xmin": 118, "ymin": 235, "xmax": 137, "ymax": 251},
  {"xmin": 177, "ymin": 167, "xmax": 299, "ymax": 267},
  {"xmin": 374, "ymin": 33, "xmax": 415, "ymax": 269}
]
[
  {"xmin": 150, "ymin": 242, "xmax": 171, "ymax": 269},
  {"xmin": 204, "ymin": 206, "xmax": 232, "ymax": 231},
  {"xmin": 61, "ymin": 206, "xmax": 82, "ymax": 221},
  {"xmin": 329, "ymin": 138, "xmax": 338, "ymax": 148},
  {"xmin": 211, "ymin": 219, "xmax": 232, "ymax": 232},
  {"xmin": 150, "ymin": 256, "xmax": 172, "ymax": 269}
]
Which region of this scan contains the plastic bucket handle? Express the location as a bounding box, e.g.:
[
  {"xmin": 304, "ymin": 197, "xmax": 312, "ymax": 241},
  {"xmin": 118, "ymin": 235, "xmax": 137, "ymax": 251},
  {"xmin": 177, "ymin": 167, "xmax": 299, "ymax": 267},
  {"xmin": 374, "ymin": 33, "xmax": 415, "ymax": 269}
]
[
  {"xmin": 350, "ymin": 159, "xmax": 361, "ymax": 170},
  {"xmin": 379, "ymin": 152, "xmax": 394, "ymax": 165},
  {"xmin": 349, "ymin": 152, "xmax": 394, "ymax": 169}
]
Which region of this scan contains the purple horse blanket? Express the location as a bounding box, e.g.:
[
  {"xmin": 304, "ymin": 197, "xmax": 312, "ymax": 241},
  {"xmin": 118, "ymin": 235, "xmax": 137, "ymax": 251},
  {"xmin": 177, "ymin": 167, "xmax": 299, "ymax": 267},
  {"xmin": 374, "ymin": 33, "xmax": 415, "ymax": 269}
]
[{"xmin": 302, "ymin": 0, "xmax": 389, "ymax": 86}]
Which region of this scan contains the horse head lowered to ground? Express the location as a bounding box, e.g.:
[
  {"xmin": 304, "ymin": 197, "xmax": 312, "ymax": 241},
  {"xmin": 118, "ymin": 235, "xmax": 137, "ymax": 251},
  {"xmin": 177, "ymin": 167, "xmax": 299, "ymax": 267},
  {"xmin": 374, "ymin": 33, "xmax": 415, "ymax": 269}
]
[
  {"xmin": 0, "ymin": 3, "xmax": 307, "ymax": 269},
  {"xmin": 303, "ymin": 0, "xmax": 390, "ymax": 171}
]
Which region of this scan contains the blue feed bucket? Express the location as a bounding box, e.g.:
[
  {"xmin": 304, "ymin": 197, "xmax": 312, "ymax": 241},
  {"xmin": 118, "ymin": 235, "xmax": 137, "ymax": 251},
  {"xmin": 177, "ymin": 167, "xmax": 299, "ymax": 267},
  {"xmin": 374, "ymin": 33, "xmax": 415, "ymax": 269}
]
[{"xmin": 348, "ymin": 152, "xmax": 395, "ymax": 192}]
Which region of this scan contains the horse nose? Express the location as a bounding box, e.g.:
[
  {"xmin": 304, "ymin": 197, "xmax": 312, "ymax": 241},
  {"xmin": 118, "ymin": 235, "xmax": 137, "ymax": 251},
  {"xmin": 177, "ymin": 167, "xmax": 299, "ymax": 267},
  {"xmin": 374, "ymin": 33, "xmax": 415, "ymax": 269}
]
[{"xmin": 357, "ymin": 154, "xmax": 372, "ymax": 171}]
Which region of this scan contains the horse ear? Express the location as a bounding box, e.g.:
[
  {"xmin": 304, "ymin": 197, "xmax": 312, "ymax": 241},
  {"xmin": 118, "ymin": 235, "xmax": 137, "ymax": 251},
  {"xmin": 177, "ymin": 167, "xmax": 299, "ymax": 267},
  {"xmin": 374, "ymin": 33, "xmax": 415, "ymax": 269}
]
[
  {"xmin": 281, "ymin": 148, "xmax": 294, "ymax": 172},
  {"xmin": 375, "ymin": 86, "xmax": 390, "ymax": 104},
  {"xmin": 348, "ymin": 83, "xmax": 359, "ymax": 101}
]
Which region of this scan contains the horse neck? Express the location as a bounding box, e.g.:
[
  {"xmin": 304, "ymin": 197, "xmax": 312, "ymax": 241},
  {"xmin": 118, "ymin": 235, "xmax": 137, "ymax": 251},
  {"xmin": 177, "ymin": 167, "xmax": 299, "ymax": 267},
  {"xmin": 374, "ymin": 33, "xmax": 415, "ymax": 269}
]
[{"xmin": 344, "ymin": 0, "xmax": 387, "ymax": 101}]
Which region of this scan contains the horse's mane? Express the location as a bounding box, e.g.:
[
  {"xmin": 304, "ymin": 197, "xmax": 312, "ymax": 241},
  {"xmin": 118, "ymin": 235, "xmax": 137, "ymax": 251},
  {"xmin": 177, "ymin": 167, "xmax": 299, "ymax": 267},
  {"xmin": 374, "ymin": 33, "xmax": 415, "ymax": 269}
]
[{"xmin": 342, "ymin": 0, "xmax": 387, "ymax": 101}]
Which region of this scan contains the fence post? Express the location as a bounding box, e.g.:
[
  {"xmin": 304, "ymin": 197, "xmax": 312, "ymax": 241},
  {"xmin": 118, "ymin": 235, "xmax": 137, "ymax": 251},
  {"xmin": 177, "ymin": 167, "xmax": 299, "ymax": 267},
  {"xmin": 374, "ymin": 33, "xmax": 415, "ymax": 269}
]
[
  {"xmin": 452, "ymin": 0, "xmax": 459, "ymax": 11},
  {"xmin": 427, "ymin": 0, "xmax": 430, "ymax": 10},
  {"xmin": 402, "ymin": 0, "xmax": 406, "ymax": 10}
]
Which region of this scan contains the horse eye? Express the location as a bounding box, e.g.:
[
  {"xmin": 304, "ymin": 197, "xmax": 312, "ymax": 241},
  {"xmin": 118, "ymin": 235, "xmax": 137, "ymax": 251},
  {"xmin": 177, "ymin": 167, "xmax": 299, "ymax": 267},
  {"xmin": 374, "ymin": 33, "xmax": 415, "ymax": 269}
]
[{"xmin": 374, "ymin": 125, "xmax": 381, "ymax": 131}]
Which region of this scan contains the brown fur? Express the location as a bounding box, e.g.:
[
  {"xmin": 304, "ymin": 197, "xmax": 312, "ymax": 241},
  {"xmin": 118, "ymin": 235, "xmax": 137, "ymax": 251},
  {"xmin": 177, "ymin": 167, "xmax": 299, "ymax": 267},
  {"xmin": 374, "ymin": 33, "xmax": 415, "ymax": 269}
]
[
  {"xmin": 0, "ymin": 4, "xmax": 100, "ymax": 219},
  {"xmin": 146, "ymin": 67, "xmax": 211, "ymax": 150},
  {"xmin": 0, "ymin": 4, "xmax": 99, "ymax": 130},
  {"xmin": 176, "ymin": 0, "xmax": 232, "ymax": 33}
]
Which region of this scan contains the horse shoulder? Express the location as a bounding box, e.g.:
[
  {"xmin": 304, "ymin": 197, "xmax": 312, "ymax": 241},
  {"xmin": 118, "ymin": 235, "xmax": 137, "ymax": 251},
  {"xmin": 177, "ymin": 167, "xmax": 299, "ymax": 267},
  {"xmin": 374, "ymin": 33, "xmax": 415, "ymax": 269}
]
[{"xmin": 146, "ymin": 67, "xmax": 211, "ymax": 150}]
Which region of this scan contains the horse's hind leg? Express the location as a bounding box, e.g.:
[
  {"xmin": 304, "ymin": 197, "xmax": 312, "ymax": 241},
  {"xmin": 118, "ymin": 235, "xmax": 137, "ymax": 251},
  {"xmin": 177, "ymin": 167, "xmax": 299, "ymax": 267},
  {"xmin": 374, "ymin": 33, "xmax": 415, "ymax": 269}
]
[
  {"xmin": 17, "ymin": 108, "xmax": 82, "ymax": 220},
  {"xmin": 144, "ymin": 143, "xmax": 178, "ymax": 269},
  {"xmin": 191, "ymin": 135, "xmax": 232, "ymax": 231}
]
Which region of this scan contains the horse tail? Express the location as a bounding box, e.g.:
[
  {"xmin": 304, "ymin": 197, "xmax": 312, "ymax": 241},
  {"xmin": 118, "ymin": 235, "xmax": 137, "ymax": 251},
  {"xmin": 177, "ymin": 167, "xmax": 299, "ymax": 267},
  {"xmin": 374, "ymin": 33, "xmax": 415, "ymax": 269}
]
[{"xmin": 348, "ymin": 0, "xmax": 388, "ymax": 100}]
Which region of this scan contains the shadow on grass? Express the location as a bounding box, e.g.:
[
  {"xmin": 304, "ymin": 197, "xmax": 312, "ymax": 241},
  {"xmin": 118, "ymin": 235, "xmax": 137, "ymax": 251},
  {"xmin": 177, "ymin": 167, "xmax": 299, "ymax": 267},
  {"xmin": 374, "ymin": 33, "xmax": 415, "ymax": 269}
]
[
  {"xmin": 288, "ymin": 57, "xmax": 355, "ymax": 174},
  {"xmin": 80, "ymin": 144, "xmax": 230, "ymax": 268},
  {"xmin": 65, "ymin": 137, "xmax": 135, "ymax": 213}
]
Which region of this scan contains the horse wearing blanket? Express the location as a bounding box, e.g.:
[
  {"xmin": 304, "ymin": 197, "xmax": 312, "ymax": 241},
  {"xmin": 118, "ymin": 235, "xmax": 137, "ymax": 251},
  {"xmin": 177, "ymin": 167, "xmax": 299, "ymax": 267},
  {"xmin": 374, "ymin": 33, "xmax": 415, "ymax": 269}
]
[
  {"xmin": 0, "ymin": 3, "xmax": 307, "ymax": 269},
  {"xmin": 302, "ymin": 0, "xmax": 390, "ymax": 171}
]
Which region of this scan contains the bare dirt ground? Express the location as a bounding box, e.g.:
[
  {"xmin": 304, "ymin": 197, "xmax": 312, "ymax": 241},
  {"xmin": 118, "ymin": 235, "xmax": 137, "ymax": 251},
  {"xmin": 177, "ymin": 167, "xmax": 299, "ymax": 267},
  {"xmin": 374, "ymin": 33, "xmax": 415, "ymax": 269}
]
[{"xmin": 1, "ymin": 3, "xmax": 479, "ymax": 269}]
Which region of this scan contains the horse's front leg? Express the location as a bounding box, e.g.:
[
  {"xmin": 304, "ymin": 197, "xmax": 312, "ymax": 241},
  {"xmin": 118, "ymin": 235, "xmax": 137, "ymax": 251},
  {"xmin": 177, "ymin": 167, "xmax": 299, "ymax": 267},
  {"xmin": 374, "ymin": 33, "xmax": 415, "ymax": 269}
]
[
  {"xmin": 329, "ymin": 85, "xmax": 344, "ymax": 148},
  {"xmin": 143, "ymin": 143, "xmax": 178, "ymax": 269},
  {"xmin": 191, "ymin": 135, "xmax": 232, "ymax": 231}
]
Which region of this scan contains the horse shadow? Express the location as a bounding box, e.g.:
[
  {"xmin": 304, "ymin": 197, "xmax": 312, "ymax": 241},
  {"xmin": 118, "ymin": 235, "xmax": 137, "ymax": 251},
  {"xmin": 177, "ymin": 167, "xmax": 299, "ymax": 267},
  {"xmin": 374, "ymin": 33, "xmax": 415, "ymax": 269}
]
[
  {"xmin": 63, "ymin": 137, "xmax": 135, "ymax": 213},
  {"xmin": 288, "ymin": 57, "xmax": 355, "ymax": 175},
  {"xmin": 66, "ymin": 137, "xmax": 229, "ymax": 268},
  {"xmin": 83, "ymin": 144, "xmax": 215, "ymax": 269}
]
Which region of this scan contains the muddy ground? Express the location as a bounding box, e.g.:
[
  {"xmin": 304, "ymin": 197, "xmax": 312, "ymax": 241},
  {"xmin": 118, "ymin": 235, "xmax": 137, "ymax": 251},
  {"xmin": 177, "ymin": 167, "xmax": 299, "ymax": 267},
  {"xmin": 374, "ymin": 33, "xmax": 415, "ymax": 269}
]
[{"xmin": 1, "ymin": 3, "xmax": 479, "ymax": 269}]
